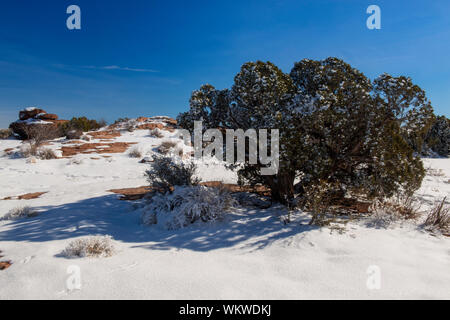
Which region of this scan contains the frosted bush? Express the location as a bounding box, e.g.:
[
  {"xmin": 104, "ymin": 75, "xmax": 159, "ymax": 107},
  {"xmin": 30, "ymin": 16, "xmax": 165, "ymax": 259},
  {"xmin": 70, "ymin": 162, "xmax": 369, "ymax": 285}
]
[
  {"xmin": 425, "ymin": 197, "xmax": 449, "ymax": 233},
  {"xmin": 145, "ymin": 156, "xmax": 199, "ymax": 193},
  {"xmin": 157, "ymin": 140, "xmax": 178, "ymax": 155},
  {"xmin": 128, "ymin": 146, "xmax": 143, "ymax": 158},
  {"xmin": 37, "ymin": 148, "xmax": 58, "ymax": 160},
  {"xmin": 68, "ymin": 156, "xmax": 84, "ymax": 165},
  {"xmin": 2, "ymin": 206, "xmax": 38, "ymax": 220},
  {"xmin": 62, "ymin": 235, "xmax": 115, "ymax": 258},
  {"xmin": 18, "ymin": 143, "xmax": 37, "ymax": 158},
  {"xmin": 367, "ymin": 196, "xmax": 421, "ymax": 228},
  {"xmin": 141, "ymin": 185, "xmax": 236, "ymax": 230},
  {"xmin": 149, "ymin": 128, "xmax": 163, "ymax": 138}
]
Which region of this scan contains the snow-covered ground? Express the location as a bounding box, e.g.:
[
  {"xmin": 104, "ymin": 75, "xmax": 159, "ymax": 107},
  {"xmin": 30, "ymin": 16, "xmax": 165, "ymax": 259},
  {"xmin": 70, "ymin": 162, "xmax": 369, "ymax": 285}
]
[{"xmin": 0, "ymin": 122, "xmax": 449, "ymax": 300}]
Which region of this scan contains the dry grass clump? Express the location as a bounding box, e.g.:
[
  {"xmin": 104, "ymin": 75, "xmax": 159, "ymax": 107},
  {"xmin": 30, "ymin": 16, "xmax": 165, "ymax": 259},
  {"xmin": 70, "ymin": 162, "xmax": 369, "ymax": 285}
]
[
  {"xmin": 424, "ymin": 197, "xmax": 449, "ymax": 234},
  {"xmin": 368, "ymin": 195, "xmax": 422, "ymax": 227},
  {"xmin": 128, "ymin": 146, "xmax": 143, "ymax": 158},
  {"xmin": 62, "ymin": 236, "xmax": 115, "ymax": 258},
  {"xmin": 157, "ymin": 140, "xmax": 178, "ymax": 155},
  {"xmin": 2, "ymin": 206, "xmax": 38, "ymax": 220},
  {"xmin": 426, "ymin": 167, "xmax": 446, "ymax": 177},
  {"xmin": 37, "ymin": 148, "xmax": 58, "ymax": 160},
  {"xmin": 149, "ymin": 128, "xmax": 163, "ymax": 138},
  {"xmin": 18, "ymin": 144, "xmax": 57, "ymax": 160},
  {"xmin": 0, "ymin": 128, "xmax": 12, "ymax": 139}
]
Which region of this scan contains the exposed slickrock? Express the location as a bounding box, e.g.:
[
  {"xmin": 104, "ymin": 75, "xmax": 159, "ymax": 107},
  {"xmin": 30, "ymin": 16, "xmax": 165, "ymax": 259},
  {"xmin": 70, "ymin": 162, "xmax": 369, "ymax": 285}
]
[
  {"xmin": 2, "ymin": 192, "xmax": 48, "ymax": 201},
  {"xmin": 60, "ymin": 142, "xmax": 137, "ymax": 157}
]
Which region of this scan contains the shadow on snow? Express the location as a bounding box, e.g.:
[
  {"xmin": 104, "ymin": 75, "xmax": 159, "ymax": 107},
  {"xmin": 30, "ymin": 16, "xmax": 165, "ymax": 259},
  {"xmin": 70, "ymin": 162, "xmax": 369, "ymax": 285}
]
[{"xmin": 0, "ymin": 194, "xmax": 315, "ymax": 252}]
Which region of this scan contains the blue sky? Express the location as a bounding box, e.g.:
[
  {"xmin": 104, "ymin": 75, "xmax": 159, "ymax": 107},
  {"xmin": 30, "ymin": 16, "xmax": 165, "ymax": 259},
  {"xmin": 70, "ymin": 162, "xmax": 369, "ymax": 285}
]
[{"xmin": 1, "ymin": 0, "xmax": 449, "ymax": 128}]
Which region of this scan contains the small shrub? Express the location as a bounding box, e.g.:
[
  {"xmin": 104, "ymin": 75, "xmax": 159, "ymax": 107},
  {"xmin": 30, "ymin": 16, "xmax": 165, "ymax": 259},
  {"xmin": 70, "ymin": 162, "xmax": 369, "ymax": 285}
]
[
  {"xmin": 175, "ymin": 147, "xmax": 184, "ymax": 158},
  {"xmin": 24, "ymin": 124, "xmax": 61, "ymax": 146},
  {"xmin": 113, "ymin": 117, "xmax": 130, "ymax": 125},
  {"xmin": 0, "ymin": 128, "xmax": 12, "ymax": 139},
  {"xmin": 145, "ymin": 156, "xmax": 200, "ymax": 193},
  {"xmin": 62, "ymin": 236, "xmax": 115, "ymax": 258},
  {"xmin": 68, "ymin": 156, "xmax": 84, "ymax": 165},
  {"xmin": 18, "ymin": 143, "xmax": 38, "ymax": 158},
  {"xmin": 149, "ymin": 128, "xmax": 163, "ymax": 138},
  {"xmin": 59, "ymin": 117, "xmax": 104, "ymax": 136},
  {"xmin": 2, "ymin": 206, "xmax": 38, "ymax": 220},
  {"xmin": 141, "ymin": 185, "xmax": 235, "ymax": 230},
  {"xmin": 128, "ymin": 146, "xmax": 143, "ymax": 158},
  {"xmin": 301, "ymin": 180, "xmax": 334, "ymax": 226},
  {"xmin": 157, "ymin": 140, "xmax": 178, "ymax": 155},
  {"xmin": 368, "ymin": 195, "xmax": 422, "ymax": 227},
  {"xmin": 426, "ymin": 167, "xmax": 446, "ymax": 177},
  {"xmin": 37, "ymin": 148, "xmax": 58, "ymax": 160},
  {"xmin": 66, "ymin": 129, "xmax": 83, "ymax": 140},
  {"xmin": 425, "ymin": 197, "xmax": 449, "ymax": 233},
  {"xmin": 18, "ymin": 144, "xmax": 57, "ymax": 160},
  {"xmin": 124, "ymin": 120, "xmax": 137, "ymax": 132}
]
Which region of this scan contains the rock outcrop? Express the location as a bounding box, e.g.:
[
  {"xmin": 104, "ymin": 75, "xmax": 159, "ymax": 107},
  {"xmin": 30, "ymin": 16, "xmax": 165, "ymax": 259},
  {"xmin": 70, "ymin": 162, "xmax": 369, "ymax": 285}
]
[{"xmin": 9, "ymin": 107, "xmax": 68, "ymax": 140}]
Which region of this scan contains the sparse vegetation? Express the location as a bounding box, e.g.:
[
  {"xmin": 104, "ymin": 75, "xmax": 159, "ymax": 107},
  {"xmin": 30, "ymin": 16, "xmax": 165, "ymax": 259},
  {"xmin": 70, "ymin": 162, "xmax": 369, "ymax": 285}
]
[
  {"xmin": 17, "ymin": 144, "xmax": 58, "ymax": 160},
  {"xmin": 157, "ymin": 140, "xmax": 178, "ymax": 155},
  {"xmin": 62, "ymin": 236, "xmax": 115, "ymax": 258},
  {"xmin": 60, "ymin": 117, "xmax": 105, "ymax": 137},
  {"xmin": 425, "ymin": 197, "xmax": 449, "ymax": 234},
  {"xmin": 37, "ymin": 148, "xmax": 58, "ymax": 160},
  {"xmin": 141, "ymin": 185, "xmax": 235, "ymax": 230},
  {"xmin": 2, "ymin": 206, "xmax": 38, "ymax": 220},
  {"xmin": 145, "ymin": 156, "xmax": 200, "ymax": 193},
  {"xmin": 368, "ymin": 195, "xmax": 422, "ymax": 227},
  {"xmin": 128, "ymin": 146, "xmax": 143, "ymax": 158},
  {"xmin": 149, "ymin": 128, "xmax": 163, "ymax": 138},
  {"xmin": 0, "ymin": 128, "xmax": 12, "ymax": 139}
]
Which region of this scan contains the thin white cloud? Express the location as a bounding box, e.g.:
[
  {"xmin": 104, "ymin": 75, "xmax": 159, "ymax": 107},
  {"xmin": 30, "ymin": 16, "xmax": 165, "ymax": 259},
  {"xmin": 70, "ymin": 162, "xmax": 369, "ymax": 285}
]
[{"xmin": 83, "ymin": 65, "xmax": 158, "ymax": 73}]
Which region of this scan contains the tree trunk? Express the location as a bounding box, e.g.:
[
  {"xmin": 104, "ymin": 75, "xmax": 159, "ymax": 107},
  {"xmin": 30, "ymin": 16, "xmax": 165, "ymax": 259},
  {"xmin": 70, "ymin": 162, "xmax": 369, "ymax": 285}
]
[{"xmin": 264, "ymin": 171, "xmax": 295, "ymax": 205}]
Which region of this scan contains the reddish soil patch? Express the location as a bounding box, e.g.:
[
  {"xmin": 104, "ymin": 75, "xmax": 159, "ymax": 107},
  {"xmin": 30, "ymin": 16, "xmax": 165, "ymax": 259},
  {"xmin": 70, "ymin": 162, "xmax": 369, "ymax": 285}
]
[
  {"xmin": 108, "ymin": 186, "xmax": 154, "ymax": 200},
  {"xmin": 136, "ymin": 123, "xmax": 175, "ymax": 132},
  {"xmin": 3, "ymin": 148, "xmax": 15, "ymax": 155},
  {"xmin": 87, "ymin": 130, "xmax": 121, "ymax": 140},
  {"xmin": 2, "ymin": 192, "xmax": 48, "ymax": 201},
  {"xmin": 0, "ymin": 261, "xmax": 12, "ymax": 271},
  {"xmin": 109, "ymin": 182, "xmax": 271, "ymax": 201},
  {"xmin": 200, "ymin": 181, "xmax": 271, "ymax": 196},
  {"xmin": 60, "ymin": 142, "xmax": 137, "ymax": 157},
  {"xmin": 62, "ymin": 140, "xmax": 84, "ymax": 145},
  {"xmin": 332, "ymin": 198, "xmax": 372, "ymax": 214}
]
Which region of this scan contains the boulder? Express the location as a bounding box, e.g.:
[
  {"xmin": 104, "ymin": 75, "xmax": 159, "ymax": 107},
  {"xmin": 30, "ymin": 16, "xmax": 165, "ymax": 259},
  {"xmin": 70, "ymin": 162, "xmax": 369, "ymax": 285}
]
[
  {"xmin": 10, "ymin": 108, "xmax": 68, "ymax": 140},
  {"xmin": 37, "ymin": 113, "xmax": 58, "ymax": 121},
  {"xmin": 19, "ymin": 108, "xmax": 47, "ymax": 121}
]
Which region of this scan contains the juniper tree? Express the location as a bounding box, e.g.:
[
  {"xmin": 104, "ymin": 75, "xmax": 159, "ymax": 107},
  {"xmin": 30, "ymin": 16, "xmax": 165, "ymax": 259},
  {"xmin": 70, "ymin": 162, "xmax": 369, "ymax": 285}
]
[
  {"xmin": 178, "ymin": 58, "xmax": 433, "ymax": 204},
  {"xmin": 289, "ymin": 58, "xmax": 431, "ymax": 199},
  {"xmin": 423, "ymin": 115, "xmax": 450, "ymax": 157}
]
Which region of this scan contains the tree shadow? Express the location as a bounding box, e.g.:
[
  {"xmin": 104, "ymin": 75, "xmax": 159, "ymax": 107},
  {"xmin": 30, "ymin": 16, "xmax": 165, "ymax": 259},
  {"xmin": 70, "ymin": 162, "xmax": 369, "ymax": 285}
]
[{"xmin": 0, "ymin": 195, "xmax": 315, "ymax": 252}]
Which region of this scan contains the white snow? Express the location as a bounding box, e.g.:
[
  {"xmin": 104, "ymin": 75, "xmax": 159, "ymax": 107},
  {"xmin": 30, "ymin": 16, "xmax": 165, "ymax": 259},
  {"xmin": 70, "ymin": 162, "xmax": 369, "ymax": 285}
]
[{"xmin": 0, "ymin": 121, "xmax": 449, "ymax": 300}]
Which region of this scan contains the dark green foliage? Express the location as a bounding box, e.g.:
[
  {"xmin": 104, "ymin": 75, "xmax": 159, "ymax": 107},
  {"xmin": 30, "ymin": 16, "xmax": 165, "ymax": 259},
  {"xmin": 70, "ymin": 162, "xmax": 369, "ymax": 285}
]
[
  {"xmin": 178, "ymin": 58, "xmax": 432, "ymax": 204},
  {"xmin": 60, "ymin": 117, "xmax": 105, "ymax": 137},
  {"xmin": 0, "ymin": 128, "xmax": 12, "ymax": 139},
  {"xmin": 423, "ymin": 116, "xmax": 450, "ymax": 157},
  {"xmin": 290, "ymin": 58, "xmax": 429, "ymax": 199}
]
